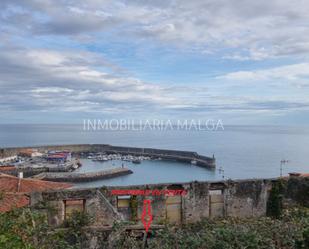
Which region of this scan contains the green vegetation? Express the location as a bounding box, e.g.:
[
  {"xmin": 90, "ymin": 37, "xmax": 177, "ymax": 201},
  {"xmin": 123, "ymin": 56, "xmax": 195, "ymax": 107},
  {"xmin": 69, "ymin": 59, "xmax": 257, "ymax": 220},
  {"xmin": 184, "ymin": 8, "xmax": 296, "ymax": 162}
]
[
  {"xmin": 0, "ymin": 206, "xmax": 308, "ymax": 248},
  {"xmin": 286, "ymin": 177, "xmax": 309, "ymax": 207},
  {"xmin": 0, "ymin": 208, "xmax": 91, "ymax": 249},
  {"xmin": 111, "ymin": 207, "xmax": 309, "ymax": 249},
  {"xmin": 266, "ymin": 177, "xmax": 309, "ymax": 219},
  {"xmin": 266, "ymin": 180, "xmax": 286, "ymax": 218},
  {"xmin": 129, "ymin": 195, "xmax": 138, "ymax": 222}
]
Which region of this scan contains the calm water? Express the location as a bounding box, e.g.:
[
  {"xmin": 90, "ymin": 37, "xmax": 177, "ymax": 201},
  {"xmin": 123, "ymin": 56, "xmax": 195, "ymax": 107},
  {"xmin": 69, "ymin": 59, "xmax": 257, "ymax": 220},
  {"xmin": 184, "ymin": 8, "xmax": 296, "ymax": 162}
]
[
  {"xmin": 0, "ymin": 124, "xmax": 309, "ymax": 186},
  {"xmin": 74, "ymin": 159, "xmax": 216, "ymax": 187}
]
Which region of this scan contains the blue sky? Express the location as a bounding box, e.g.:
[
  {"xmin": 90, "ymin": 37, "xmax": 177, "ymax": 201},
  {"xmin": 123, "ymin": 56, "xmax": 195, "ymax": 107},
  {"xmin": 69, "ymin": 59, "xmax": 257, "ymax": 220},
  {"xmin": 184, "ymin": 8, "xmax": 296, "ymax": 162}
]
[{"xmin": 0, "ymin": 0, "xmax": 309, "ymax": 124}]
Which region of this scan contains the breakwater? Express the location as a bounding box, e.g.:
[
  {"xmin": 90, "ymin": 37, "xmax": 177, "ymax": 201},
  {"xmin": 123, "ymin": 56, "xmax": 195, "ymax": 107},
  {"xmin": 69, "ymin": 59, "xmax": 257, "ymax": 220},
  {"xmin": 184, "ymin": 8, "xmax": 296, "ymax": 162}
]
[
  {"xmin": 104, "ymin": 146, "xmax": 215, "ymax": 168},
  {"xmin": 33, "ymin": 167, "xmax": 133, "ymax": 182},
  {"xmin": 0, "ymin": 144, "xmax": 215, "ymax": 168}
]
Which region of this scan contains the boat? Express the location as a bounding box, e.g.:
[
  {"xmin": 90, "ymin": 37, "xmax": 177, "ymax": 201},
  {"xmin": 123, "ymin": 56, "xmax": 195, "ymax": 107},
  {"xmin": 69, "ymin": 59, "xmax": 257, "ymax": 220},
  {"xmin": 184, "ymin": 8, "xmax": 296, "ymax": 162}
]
[
  {"xmin": 93, "ymin": 156, "xmax": 108, "ymax": 162},
  {"xmin": 191, "ymin": 160, "xmax": 197, "ymax": 165},
  {"xmin": 132, "ymin": 159, "xmax": 141, "ymax": 164},
  {"xmin": 97, "ymin": 157, "xmax": 108, "ymax": 162}
]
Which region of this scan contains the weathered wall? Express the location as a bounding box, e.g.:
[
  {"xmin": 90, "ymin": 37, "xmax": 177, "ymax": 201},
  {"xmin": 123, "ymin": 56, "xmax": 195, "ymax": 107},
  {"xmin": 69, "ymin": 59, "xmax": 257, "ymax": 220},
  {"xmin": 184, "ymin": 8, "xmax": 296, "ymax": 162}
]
[
  {"xmin": 284, "ymin": 176, "xmax": 309, "ymax": 207},
  {"xmin": 183, "ymin": 182, "xmax": 211, "ymax": 222},
  {"xmin": 31, "ymin": 189, "xmax": 120, "ymax": 227},
  {"xmin": 224, "ymin": 180, "xmax": 271, "ymax": 217},
  {"xmin": 32, "ymin": 178, "xmax": 274, "ymax": 229}
]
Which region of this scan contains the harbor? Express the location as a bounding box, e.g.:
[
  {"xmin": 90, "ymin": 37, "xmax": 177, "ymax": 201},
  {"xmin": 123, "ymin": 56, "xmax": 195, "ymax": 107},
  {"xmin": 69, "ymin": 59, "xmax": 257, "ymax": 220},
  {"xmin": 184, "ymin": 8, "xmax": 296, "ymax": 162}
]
[
  {"xmin": 73, "ymin": 158, "xmax": 216, "ymax": 187},
  {"xmin": 0, "ymin": 144, "xmax": 216, "ymax": 186}
]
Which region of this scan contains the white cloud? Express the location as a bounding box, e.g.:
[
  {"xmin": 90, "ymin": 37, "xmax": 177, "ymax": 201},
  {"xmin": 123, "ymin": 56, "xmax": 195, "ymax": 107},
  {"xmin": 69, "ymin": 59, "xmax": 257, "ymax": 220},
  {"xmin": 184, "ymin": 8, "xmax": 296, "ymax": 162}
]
[
  {"xmin": 27, "ymin": 50, "xmax": 66, "ymax": 66},
  {"xmin": 1, "ymin": 1, "xmax": 309, "ymax": 123},
  {"xmin": 2, "ymin": 0, "xmax": 309, "ymax": 59},
  {"xmin": 0, "ymin": 45, "xmax": 308, "ymax": 120},
  {"xmin": 0, "ymin": 46, "xmax": 183, "ymax": 114},
  {"xmin": 219, "ymin": 63, "xmax": 309, "ymax": 82},
  {"xmin": 31, "ymin": 87, "xmax": 73, "ymax": 94}
]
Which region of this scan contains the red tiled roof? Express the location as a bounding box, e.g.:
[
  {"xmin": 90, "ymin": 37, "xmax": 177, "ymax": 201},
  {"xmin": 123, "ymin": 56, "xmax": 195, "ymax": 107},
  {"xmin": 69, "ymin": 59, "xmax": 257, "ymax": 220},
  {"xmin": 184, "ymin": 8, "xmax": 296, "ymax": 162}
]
[
  {"xmin": 289, "ymin": 172, "xmax": 309, "ymax": 178},
  {"xmin": 0, "ymin": 166, "xmax": 16, "ymax": 171},
  {"xmin": 0, "ymin": 193, "xmax": 29, "ymax": 213},
  {"xmin": 20, "ymin": 149, "xmax": 35, "ymax": 153},
  {"xmin": 0, "ymin": 173, "xmax": 72, "ymax": 193},
  {"xmin": 0, "ymin": 173, "xmax": 72, "ymax": 212},
  {"xmin": 300, "ymin": 173, "xmax": 309, "ymax": 177}
]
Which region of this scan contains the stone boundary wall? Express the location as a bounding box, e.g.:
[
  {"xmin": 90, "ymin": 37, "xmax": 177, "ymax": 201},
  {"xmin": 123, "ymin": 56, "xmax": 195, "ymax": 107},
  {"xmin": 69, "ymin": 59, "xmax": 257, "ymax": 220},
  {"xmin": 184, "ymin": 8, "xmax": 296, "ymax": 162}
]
[
  {"xmin": 30, "ymin": 176, "xmax": 308, "ymax": 249},
  {"xmin": 32, "ymin": 178, "xmax": 276, "ymax": 228}
]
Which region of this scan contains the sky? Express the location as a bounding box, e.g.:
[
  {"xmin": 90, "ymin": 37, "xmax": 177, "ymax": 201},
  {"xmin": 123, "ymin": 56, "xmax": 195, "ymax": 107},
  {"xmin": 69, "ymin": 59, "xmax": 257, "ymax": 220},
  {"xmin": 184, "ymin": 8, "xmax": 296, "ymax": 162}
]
[{"xmin": 0, "ymin": 0, "xmax": 309, "ymax": 125}]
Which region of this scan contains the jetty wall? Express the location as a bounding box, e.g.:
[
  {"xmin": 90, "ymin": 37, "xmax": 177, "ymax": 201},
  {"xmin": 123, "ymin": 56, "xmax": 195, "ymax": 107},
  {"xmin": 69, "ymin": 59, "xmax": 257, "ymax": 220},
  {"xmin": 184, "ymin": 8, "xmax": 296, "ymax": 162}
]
[{"xmin": 35, "ymin": 168, "xmax": 133, "ymax": 182}]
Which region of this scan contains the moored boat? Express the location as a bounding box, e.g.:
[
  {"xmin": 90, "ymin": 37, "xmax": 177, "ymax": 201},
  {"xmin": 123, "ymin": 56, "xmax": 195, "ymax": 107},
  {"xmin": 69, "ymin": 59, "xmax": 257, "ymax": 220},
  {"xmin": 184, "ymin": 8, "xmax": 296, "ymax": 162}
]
[{"xmin": 132, "ymin": 159, "xmax": 141, "ymax": 164}]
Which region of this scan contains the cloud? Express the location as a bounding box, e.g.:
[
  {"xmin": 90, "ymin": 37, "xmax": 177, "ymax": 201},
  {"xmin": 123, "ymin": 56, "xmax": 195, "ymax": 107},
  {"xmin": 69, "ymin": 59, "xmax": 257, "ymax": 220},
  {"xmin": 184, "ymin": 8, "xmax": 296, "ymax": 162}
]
[
  {"xmin": 0, "ymin": 44, "xmax": 308, "ymax": 121},
  {"xmin": 1, "ymin": 1, "xmax": 309, "ymax": 124},
  {"xmin": 2, "ymin": 1, "xmax": 309, "ymax": 59},
  {"xmin": 0, "ymin": 46, "xmax": 181, "ymax": 114},
  {"xmin": 219, "ymin": 63, "xmax": 309, "ymax": 84}
]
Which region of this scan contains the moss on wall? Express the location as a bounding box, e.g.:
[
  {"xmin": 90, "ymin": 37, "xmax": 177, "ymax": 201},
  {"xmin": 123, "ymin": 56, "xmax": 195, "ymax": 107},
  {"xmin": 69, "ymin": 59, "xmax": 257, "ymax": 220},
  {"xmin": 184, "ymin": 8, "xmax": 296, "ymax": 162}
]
[
  {"xmin": 129, "ymin": 195, "xmax": 138, "ymax": 222},
  {"xmin": 286, "ymin": 177, "xmax": 309, "ymax": 207},
  {"xmin": 266, "ymin": 179, "xmax": 286, "ymax": 218}
]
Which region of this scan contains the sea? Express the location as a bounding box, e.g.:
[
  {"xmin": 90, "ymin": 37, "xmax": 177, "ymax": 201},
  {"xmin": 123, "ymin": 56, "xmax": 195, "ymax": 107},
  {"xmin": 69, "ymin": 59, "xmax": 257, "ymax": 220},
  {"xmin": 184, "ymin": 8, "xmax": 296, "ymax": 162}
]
[{"xmin": 0, "ymin": 124, "xmax": 308, "ymax": 187}]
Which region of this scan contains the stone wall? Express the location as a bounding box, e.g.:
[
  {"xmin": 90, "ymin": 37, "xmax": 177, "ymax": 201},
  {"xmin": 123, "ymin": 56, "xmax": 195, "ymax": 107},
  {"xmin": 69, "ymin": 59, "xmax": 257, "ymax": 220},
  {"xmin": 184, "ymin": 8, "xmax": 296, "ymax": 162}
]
[
  {"xmin": 181, "ymin": 182, "xmax": 210, "ymax": 222},
  {"xmin": 31, "ymin": 178, "xmax": 276, "ymax": 229},
  {"xmin": 31, "ymin": 188, "xmax": 121, "ymax": 227},
  {"xmin": 224, "ymin": 179, "xmax": 271, "ymax": 217}
]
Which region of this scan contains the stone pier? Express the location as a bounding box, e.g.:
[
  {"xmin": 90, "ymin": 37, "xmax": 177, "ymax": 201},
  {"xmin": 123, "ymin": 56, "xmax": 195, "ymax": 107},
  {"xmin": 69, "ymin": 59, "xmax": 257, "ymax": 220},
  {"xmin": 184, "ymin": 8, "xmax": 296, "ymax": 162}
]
[{"xmin": 33, "ymin": 167, "xmax": 133, "ymax": 182}]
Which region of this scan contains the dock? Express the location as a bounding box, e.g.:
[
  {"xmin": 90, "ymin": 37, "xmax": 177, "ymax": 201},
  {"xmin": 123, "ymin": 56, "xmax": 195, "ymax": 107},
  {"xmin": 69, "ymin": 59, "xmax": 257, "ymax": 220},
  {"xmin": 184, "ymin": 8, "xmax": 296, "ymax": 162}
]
[{"xmin": 33, "ymin": 167, "xmax": 133, "ymax": 182}]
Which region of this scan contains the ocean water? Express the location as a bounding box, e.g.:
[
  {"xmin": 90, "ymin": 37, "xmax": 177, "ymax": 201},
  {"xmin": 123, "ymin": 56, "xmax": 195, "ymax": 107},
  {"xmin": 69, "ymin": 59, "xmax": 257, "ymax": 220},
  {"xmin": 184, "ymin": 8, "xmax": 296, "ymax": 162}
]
[{"xmin": 0, "ymin": 124, "xmax": 309, "ymax": 186}]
